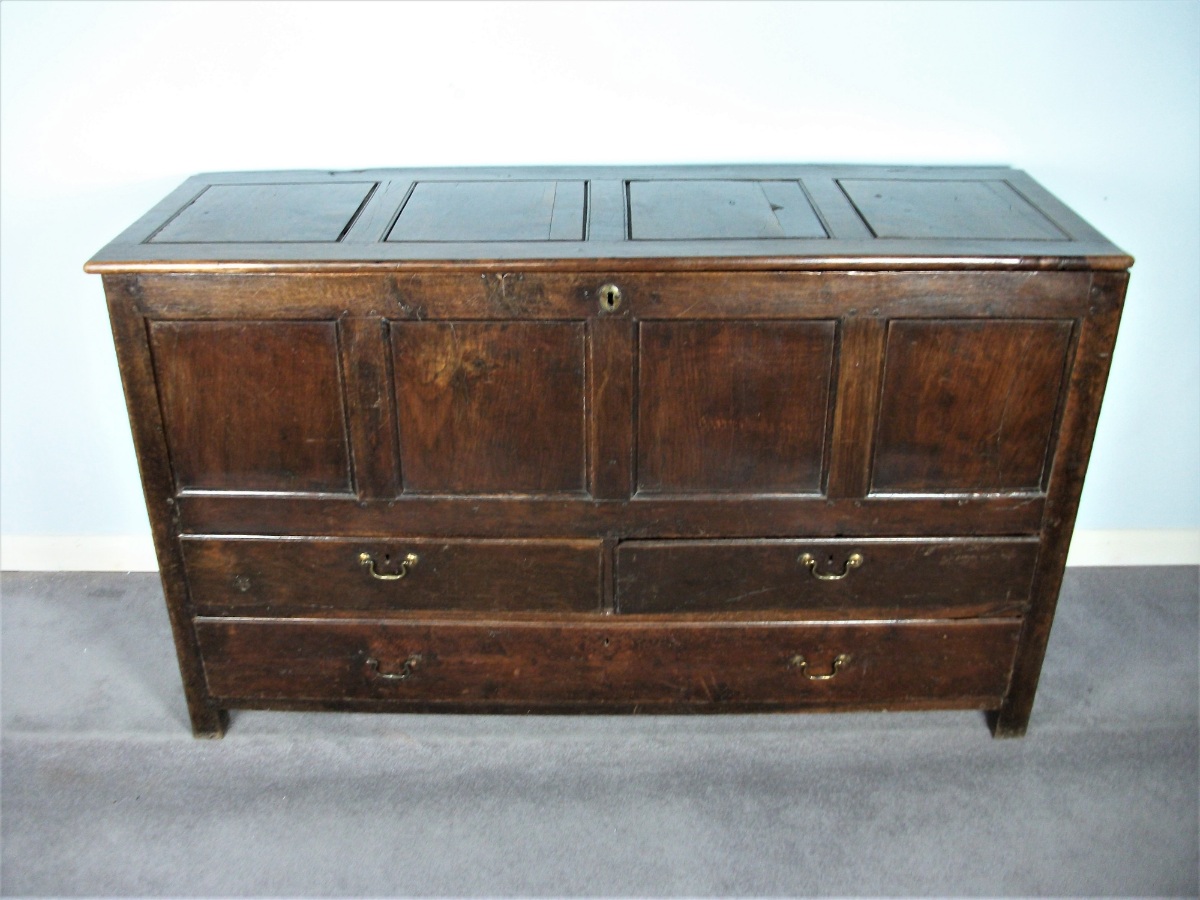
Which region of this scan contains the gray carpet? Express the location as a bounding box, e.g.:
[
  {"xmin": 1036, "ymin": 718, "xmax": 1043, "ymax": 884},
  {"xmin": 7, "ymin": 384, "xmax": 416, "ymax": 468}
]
[{"xmin": 1, "ymin": 567, "xmax": 1196, "ymax": 897}]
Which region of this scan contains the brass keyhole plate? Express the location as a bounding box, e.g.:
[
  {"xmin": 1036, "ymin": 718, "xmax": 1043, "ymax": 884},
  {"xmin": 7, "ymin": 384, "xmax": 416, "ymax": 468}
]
[{"xmin": 598, "ymin": 283, "xmax": 623, "ymax": 312}]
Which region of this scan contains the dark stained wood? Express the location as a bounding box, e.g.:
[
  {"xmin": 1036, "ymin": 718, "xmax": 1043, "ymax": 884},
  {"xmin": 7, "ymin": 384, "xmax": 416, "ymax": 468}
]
[
  {"xmin": 637, "ymin": 321, "xmax": 836, "ymax": 493},
  {"xmin": 601, "ymin": 537, "xmax": 617, "ymax": 614},
  {"xmin": 125, "ymin": 270, "xmax": 1093, "ymax": 321},
  {"xmin": 550, "ymin": 182, "xmax": 588, "ymax": 241},
  {"xmin": 798, "ymin": 176, "xmax": 873, "ymax": 239},
  {"xmin": 588, "ymin": 317, "xmax": 635, "ymax": 500},
  {"xmin": 339, "ymin": 317, "xmax": 400, "ymax": 499},
  {"xmin": 587, "ymin": 180, "xmax": 627, "ymax": 242},
  {"xmin": 174, "ymin": 694, "xmax": 1008, "ymax": 716},
  {"xmin": 102, "ymin": 276, "xmax": 226, "ymax": 737},
  {"xmin": 149, "ymin": 321, "xmax": 353, "ymax": 493},
  {"xmin": 86, "ymin": 165, "xmax": 1131, "ymax": 269},
  {"xmin": 628, "ymin": 180, "xmax": 826, "ymax": 240},
  {"xmin": 826, "ymin": 316, "xmax": 887, "ymax": 498},
  {"xmin": 628, "ymin": 271, "xmax": 1095, "ymax": 320},
  {"xmin": 991, "ymin": 273, "xmax": 1128, "ymax": 736},
  {"xmin": 342, "ymin": 180, "xmax": 413, "ymax": 243},
  {"xmin": 615, "ymin": 538, "xmax": 1038, "ymax": 616},
  {"xmin": 872, "ymin": 320, "xmax": 1073, "ymax": 492},
  {"xmin": 387, "ymin": 181, "xmax": 586, "ymax": 242},
  {"xmin": 839, "ymin": 178, "xmax": 1068, "ymax": 240},
  {"xmin": 391, "ymin": 321, "xmax": 587, "ymax": 494},
  {"xmin": 195, "ymin": 616, "xmax": 1022, "ymax": 710},
  {"xmin": 177, "ymin": 493, "xmax": 1048, "ymax": 539},
  {"xmin": 150, "ymin": 181, "xmax": 376, "ymax": 243},
  {"xmin": 181, "ymin": 537, "xmax": 603, "ymax": 614},
  {"xmin": 90, "ymin": 165, "xmax": 1131, "ymax": 738}
]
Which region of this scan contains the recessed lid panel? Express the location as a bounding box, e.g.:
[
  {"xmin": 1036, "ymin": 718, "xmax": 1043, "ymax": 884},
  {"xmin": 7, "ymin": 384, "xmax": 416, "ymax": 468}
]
[
  {"xmin": 839, "ymin": 179, "xmax": 1068, "ymax": 240},
  {"xmin": 629, "ymin": 180, "xmax": 827, "ymax": 240},
  {"xmin": 150, "ymin": 182, "xmax": 375, "ymax": 243},
  {"xmin": 387, "ymin": 181, "xmax": 586, "ymax": 242}
]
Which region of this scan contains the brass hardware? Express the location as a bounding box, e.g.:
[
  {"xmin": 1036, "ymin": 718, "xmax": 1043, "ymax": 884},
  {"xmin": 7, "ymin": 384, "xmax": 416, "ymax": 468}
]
[
  {"xmin": 597, "ymin": 283, "xmax": 623, "ymax": 313},
  {"xmin": 789, "ymin": 653, "xmax": 850, "ymax": 681},
  {"xmin": 365, "ymin": 654, "xmax": 422, "ymax": 681},
  {"xmin": 799, "ymin": 552, "xmax": 863, "ymax": 581},
  {"xmin": 359, "ymin": 551, "xmax": 419, "ymax": 580}
]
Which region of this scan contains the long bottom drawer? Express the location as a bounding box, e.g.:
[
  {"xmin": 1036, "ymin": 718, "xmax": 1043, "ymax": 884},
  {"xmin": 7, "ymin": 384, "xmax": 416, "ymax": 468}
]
[{"xmin": 195, "ymin": 617, "xmax": 1021, "ymax": 712}]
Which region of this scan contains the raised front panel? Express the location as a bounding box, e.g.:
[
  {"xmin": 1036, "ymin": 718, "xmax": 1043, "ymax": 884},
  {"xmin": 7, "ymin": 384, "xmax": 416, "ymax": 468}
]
[
  {"xmin": 872, "ymin": 320, "xmax": 1073, "ymax": 493},
  {"xmin": 182, "ymin": 537, "xmax": 603, "ymax": 614},
  {"xmin": 392, "ymin": 321, "xmax": 587, "ymax": 494},
  {"xmin": 637, "ymin": 321, "xmax": 836, "ymax": 494},
  {"xmin": 149, "ymin": 321, "xmax": 352, "ymax": 493}
]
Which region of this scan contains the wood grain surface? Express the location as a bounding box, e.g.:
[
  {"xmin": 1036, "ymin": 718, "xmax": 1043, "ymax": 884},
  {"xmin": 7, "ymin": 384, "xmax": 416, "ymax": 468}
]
[
  {"xmin": 182, "ymin": 537, "xmax": 603, "ymax": 614},
  {"xmin": 196, "ymin": 616, "xmax": 1023, "ymax": 710},
  {"xmin": 637, "ymin": 321, "xmax": 836, "ymax": 493},
  {"xmin": 149, "ymin": 321, "xmax": 352, "ymax": 493},
  {"xmin": 616, "ymin": 537, "xmax": 1039, "ymax": 616},
  {"xmin": 391, "ymin": 321, "xmax": 587, "ymax": 494},
  {"xmin": 872, "ymin": 320, "xmax": 1073, "ymax": 492}
]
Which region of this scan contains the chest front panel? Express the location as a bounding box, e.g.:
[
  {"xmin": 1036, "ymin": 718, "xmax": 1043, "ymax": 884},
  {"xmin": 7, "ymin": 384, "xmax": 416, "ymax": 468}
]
[{"xmin": 139, "ymin": 272, "xmax": 1086, "ymax": 524}]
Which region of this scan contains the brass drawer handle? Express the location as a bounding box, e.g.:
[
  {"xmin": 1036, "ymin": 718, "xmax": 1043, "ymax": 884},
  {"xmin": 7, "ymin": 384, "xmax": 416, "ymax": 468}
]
[
  {"xmin": 799, "ymin": 552, "xmax": 863, "ymax": 581},
  {"xmin": 789, "ymin": 653, "xmax": 850, "ymax": 681},
  {"xmin": 359, "ymin": 551, "xmax": 419, "ymax": 581},
  {"xmin": 366, "ymin": 654, "xmax": 421, "ymax": 681}
]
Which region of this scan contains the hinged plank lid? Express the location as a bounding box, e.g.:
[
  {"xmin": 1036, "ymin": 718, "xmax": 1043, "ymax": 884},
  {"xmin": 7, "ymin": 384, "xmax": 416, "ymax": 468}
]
[{"xmin": 85, "ymin": 164, "xmax": 1132, "ymax": 273}]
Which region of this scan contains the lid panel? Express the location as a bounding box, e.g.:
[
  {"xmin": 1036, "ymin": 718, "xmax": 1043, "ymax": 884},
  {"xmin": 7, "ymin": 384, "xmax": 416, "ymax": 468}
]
[
  {"xmin": 629, "ymin": 179, "xmax": 827, "ymax": 240},
  {"xmin": 839, "ymin": 179, "xmax": 1068, "ymax": 240},
  {"xmin": 387, "ymin": 181, "xmax": 586, "ymax": 242},
  {"xmin": 150, "ymin": 182, "xmax": 376, "ymax": 243}
]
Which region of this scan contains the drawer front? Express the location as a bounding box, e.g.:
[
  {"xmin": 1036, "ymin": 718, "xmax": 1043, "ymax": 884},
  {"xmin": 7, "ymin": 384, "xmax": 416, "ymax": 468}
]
[
  {"xmin": 181, "ymin": 537, "xmax": 602, "ymax": 614},
  {"xmin": 615, "ymin": 538, "xmax": 1039, "ymax": 616},
  {"xmin": 195, "ymin": 617, "xmax": 1021, "ymax": 710}
]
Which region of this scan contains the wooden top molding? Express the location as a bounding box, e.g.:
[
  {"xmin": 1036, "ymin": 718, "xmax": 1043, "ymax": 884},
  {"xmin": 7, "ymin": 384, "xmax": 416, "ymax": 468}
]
[{"xmin": 85, "ymin": 165, "xmax": 1133, "ymax": 273}]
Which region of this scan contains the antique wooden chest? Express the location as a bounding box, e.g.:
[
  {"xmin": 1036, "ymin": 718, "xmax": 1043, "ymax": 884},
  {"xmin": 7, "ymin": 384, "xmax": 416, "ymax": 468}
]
[{"xmin": 86, "ymin": 165, "xmax": 1131, "ymax": 737}]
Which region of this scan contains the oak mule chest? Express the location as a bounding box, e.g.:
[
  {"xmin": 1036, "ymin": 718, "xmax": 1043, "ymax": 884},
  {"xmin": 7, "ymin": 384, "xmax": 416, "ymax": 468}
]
[{"xmin": 87, "ymin": 165, "xmax": 1131, "ymax": 738}]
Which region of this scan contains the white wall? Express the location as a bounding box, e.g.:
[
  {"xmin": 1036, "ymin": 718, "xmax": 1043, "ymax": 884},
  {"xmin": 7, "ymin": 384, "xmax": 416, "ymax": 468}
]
[{"xmin": 2, "ymin": 0, "xmax": 1197, "ymax": 566}]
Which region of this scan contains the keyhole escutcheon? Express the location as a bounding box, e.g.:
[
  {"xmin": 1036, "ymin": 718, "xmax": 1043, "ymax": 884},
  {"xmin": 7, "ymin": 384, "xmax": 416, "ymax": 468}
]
[{"xmin": 598, "ymin": 283, "xmax": 623, "ymax": 313}]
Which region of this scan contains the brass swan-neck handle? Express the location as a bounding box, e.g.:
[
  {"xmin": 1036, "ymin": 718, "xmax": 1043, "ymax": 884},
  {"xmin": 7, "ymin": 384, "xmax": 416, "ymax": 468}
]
[
  {"xmin": 359, "ymin": 551, "xmax": 419, "ymax": 581},
  {"xmin": 799, "ymin": 552, "xmax": 863, "ymax": 581},
  {"xmin": 789, "ymin": 653, "xmax": 851, "ymax": 681}
]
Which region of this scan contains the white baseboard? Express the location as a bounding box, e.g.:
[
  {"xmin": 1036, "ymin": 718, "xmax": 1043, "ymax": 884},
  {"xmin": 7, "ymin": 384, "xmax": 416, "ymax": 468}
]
[
  {"xmin": 1063, "ymin": 529, "xmax": 1200, "ymax": 567},
  {"xmin": 1, "ymin": 536, "xmax": 159, "ymax": 572},
  {"xmin": 2, "ymin": 530, "xmax": 1198, "ymax": 572}
]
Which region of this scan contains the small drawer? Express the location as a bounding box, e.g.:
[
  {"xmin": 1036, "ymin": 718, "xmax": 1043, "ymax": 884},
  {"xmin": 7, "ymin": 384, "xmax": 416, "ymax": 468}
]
[
  {"xmin": 615, "ymin": 538, "xmax": 1039, "ymax": 617},
  {"xmin": 181, "ymin": 537, "xmax": 602, "ymax": 614},
  {"xmin": 195, "ymin": 616, "xmax": 1022, "ymax": 711}
]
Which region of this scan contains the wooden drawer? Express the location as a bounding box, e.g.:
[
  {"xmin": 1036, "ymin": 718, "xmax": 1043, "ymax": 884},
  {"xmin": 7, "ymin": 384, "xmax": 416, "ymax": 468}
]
[
  {"xmin": 195, "ymin": 616, "xmax": 1022, "ymax": 711},
  {"xmin": 615, "ymin": 538, "xmax": 1039, "ymax": 617},
  {"xmin": 181, "ymin": 537, "xmax": 603, "ymax": 614}
]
